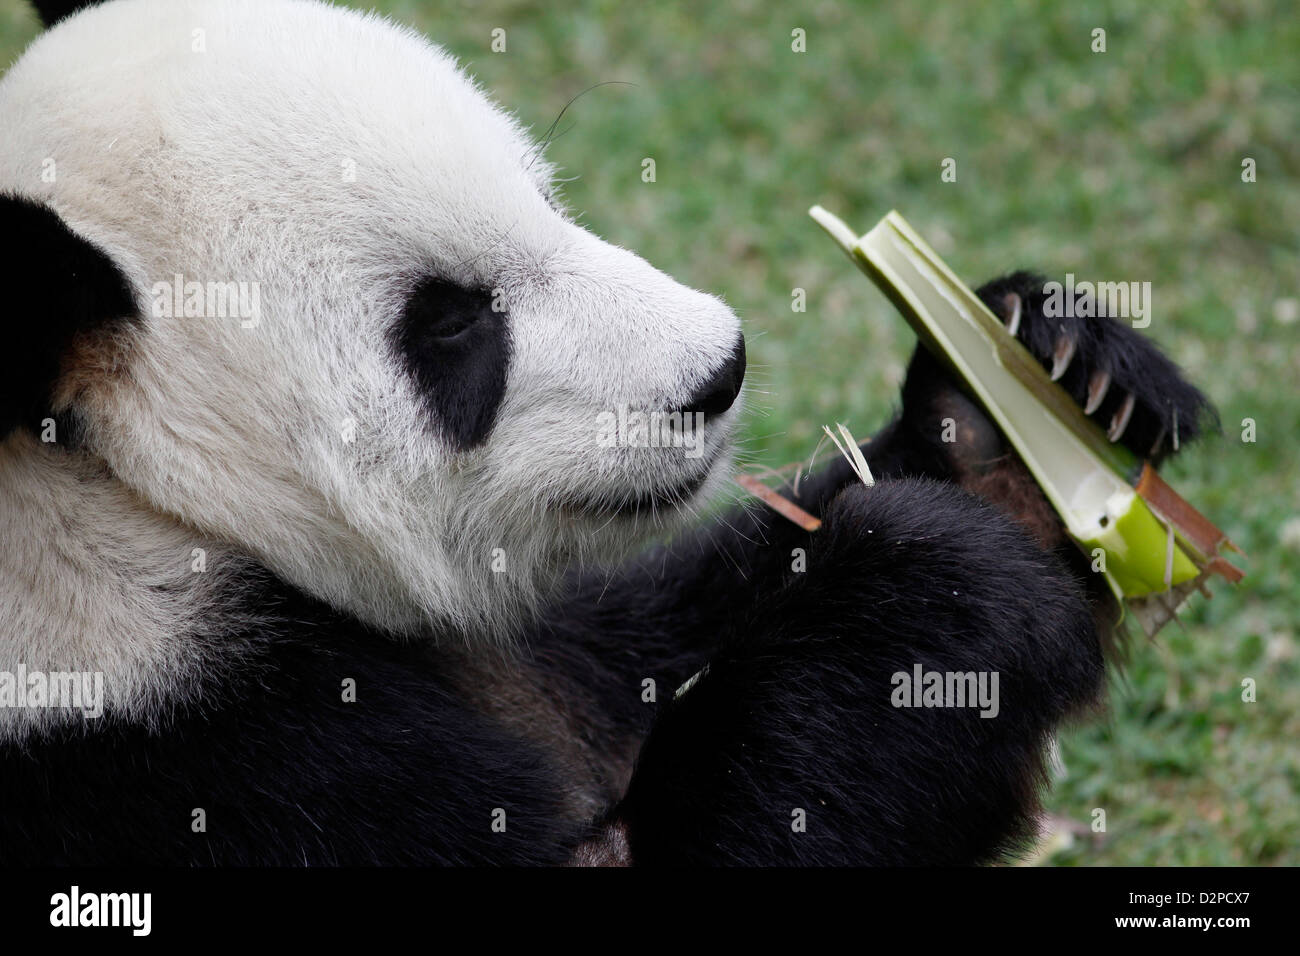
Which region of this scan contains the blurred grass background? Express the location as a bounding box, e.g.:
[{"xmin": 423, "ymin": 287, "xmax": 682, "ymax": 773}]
[{"xmin": 2, "ymin": 0, "xmax": 1296, "ymax": 864}]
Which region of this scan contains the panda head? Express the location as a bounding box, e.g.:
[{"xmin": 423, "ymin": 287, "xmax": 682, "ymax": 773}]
[{"xmin": 0, "ymin": 0, "xmax": 745, "ymax": 635}]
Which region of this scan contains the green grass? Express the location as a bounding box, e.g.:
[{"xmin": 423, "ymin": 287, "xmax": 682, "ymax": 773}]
[{"xmin": 3, "ymin": 0, "xmax": 1296, "ymax": 865}]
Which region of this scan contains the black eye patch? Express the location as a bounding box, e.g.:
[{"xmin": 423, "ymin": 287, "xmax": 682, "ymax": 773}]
[{"xmin": 391, "ymin": 277, "xmax": 511, "ymax": 451}]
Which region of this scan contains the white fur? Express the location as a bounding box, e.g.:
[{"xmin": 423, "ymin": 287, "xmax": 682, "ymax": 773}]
[{"xmin": 0, "ymin": 0, "xmax": 743, "ymax": 738}]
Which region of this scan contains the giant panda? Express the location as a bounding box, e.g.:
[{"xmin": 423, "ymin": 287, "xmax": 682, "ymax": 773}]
[{"xmin": 0, "ymin": 0, "xmax": 1213, "ymax": 866}]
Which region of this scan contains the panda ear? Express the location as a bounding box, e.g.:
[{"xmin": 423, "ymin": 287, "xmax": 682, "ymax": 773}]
[
  {"xmin": 1, "ymin": 194, "xmax": 136, "ymax": 437},
  {"xmin": 30, "ymin": 1, "xmax": 103, "ymax": 27}
]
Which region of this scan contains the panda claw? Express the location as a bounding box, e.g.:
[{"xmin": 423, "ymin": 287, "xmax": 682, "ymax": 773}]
[
  {"xmin": 1050, "ymin": 333, "xmax": 1076, "ymax": 382},
  {"xmin": 1084, "ymin": 369, "xmax": 1110, "ymax": 415},
  {"xmin": 1108, "ymin": 392, "xmax": 1136, "ymax": 442},
  {"xmin": 1149, "ymin": 422, "xmax": 1167, "ymax": 457},
  {"xmin": 1002, "ymin": 292, "xmax": 1022, "ymax": 337}
]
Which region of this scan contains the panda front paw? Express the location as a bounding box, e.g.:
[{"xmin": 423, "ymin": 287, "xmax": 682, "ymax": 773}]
[{"xmin": 974, "ymin": 272, "xmax": 1216, "ymax": 464}]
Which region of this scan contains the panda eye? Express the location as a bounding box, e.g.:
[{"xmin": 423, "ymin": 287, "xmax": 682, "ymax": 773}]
[
  {"xmin": 391, "ymin": 275, "xmax": 512, "ymax": 450},
  {"xmin": 407, "ymin": 278, "xmax": 494, "ymax": 341}
]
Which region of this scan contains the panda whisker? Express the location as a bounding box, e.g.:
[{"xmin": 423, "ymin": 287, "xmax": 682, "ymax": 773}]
[{"xmin": 524, "ymin": 80, "xmax": 637, "ymax": 173}]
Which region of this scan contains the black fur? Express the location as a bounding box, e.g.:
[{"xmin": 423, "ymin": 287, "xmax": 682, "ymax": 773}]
[
  {"xmin": 617, "ymin": 479, "xmax": 1100, "ymax": 865},
  {"xmin": 391, "ymin": 277, "xmax": 512, "ymax": 450},
  {"xmin": 30, "ymin": 0, "xmax": 98, "ymax": 26},
  {"xmin": 0, "ymin": 269, "xmax": 1216, "ymax": 865},
  {"xmin": 0, "ymin": 575, "xmax": 585, "ymax": 866},
  {"xmin": 0, "ymin": 195, "xmax": 137, "ymax": 437}
]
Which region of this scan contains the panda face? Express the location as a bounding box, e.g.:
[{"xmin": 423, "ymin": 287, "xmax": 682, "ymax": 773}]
[{"xmin": 0, "ymin": 0, "xmax": 744, "ymax": 635}]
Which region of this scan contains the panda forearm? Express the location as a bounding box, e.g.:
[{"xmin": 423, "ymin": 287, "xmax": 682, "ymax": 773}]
[{"xmin": 613, "ymin": 478, "xmax": 1106, "ymax": 865}]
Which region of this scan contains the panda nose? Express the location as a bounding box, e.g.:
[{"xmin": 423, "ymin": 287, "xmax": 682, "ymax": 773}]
[{"xmin": 676, "ymin": 335, "xmax": 746, "ymax": 419}]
